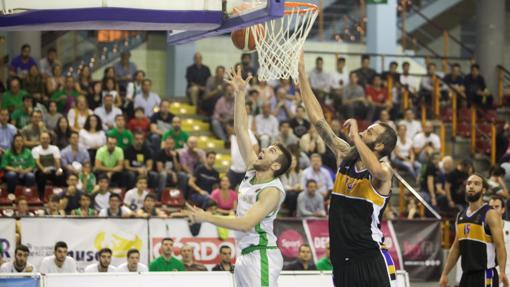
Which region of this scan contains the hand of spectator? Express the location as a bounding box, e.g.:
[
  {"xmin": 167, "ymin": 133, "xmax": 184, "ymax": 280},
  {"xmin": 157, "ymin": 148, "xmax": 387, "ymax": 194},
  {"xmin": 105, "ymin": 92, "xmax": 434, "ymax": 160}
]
[
  {"xmin": 43, "ymin": 167, "xmax": 51, "ymax": 174},
  {"xmin": 56, "ymin": 168, "xmax": 63, "ymax": 176},
  {"xmin": 431, "ymin": 196, "xmax": 437, "ymax": 207},
  {"xmin": 24, "ymin": 265, "xmax": 33, "ymax": 272},
  {"xmin": 199, "ymin": 189, "xmax": 209, "ymax": 196},
  {"xmin": 225, "ymin": 66, "xmax": 252, "ymax": 93},
  {"xmin": 448, "ymin": 200, "xmax": 455, "ymax": 209},
  {"xmin": 313, "ymin": 211, "xmax": 325, "ymax": 217}
]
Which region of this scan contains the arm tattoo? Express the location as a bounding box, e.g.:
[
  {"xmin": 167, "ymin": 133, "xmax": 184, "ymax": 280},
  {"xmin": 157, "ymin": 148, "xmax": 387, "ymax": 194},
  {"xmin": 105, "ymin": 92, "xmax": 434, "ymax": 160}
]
[{"xmin": 314, "ymin": 119, "xmax": 349, "ymax": 154}]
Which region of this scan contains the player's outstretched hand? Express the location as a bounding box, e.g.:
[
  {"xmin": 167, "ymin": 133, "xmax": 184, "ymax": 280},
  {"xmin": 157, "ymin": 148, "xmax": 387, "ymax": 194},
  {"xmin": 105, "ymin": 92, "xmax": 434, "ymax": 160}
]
[
  {"xmin": 182, "ymin": 202, "xmax": 210, "ymax": 224},
  {"xmin": 343, "ymin": 118, "xmax": 359, "ymax": 140},
  {"xmin": 225, "ymin": 65, "xmax": 252, "ymax": 93}
]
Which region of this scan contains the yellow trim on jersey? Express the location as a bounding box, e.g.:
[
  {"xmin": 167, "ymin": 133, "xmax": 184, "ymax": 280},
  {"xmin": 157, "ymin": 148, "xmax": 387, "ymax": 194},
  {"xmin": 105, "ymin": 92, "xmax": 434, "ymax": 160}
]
[
  {"xmin": 456, "ymin": 223, "xmax": 493, "ymax": 243},
  {"xmin": 332, "ymin": 172, "xmax": 385, "ymax": 207}
]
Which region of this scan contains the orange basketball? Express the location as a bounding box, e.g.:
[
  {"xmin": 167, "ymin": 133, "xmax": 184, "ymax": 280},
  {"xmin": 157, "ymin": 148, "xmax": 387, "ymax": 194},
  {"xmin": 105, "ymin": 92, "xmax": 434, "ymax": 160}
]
[{"xmin": 231, "ymin": 25, "xmax": 264, "ymax": 51}]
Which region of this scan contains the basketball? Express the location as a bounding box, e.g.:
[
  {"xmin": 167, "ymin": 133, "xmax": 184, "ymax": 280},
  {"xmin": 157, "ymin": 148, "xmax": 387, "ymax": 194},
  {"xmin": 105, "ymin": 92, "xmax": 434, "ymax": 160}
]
[{"xmin": 231, "ymin": 25, "xmax": 264, "ymax": 51}]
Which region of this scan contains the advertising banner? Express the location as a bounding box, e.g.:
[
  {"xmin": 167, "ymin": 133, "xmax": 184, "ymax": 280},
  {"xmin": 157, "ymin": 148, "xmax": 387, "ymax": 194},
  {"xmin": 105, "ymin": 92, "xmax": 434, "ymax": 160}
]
[
  {"xmin": 392, "ymin": 219, "xmax": 442, "ymax": 282},
  {"xmin": 0, "ymin": 219, "xmax": 16, "ymax": 263},
  {"xmin": 303, "ymin": 219, "xmax": 329, "ymax": 263},
  {"xmin": 273, "ymin": 219, "xmax": 309, "ymax": 263},
  {"xmin": 148, "ymin": 219, "xmax": 236, "ymax": 269},
  {"xmin": 20, "ymin": 218, "xmax": 148, "ymax": 272}
]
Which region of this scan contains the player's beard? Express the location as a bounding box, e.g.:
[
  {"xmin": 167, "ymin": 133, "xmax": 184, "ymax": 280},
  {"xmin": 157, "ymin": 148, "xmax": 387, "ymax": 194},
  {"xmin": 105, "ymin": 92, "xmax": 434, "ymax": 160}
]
[
  {"xmin": 465, "ymin": 191, "xmax": 482, "ymax": 202},
  {"xmin": 253, "ymin": 160, "xmax": 271, "ymax": 172},
  {"xmin": 343, "ymin": 140, "xmax": 376, "ymax": 166}
]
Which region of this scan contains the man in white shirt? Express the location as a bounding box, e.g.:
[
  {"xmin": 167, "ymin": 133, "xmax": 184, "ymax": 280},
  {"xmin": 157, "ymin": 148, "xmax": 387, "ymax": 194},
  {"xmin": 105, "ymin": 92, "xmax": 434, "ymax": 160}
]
[
  {"xmin": 0, "ymin": 245, "xmax": 35, "ymax": 273},
  {"xmin": 301, "ymin": 154, "xmax": 334, "ymax": 197},
  {"xmin": 94, "ymin": 94, "xmax": 123, "ymax": 131},
  {"xmin": 39, "ymin": 241, "xmax": 77, "ymax": 273},
  {"xmin": 254, "ymin": 102, "xmax": 279, "ymax": 148},
  {"xmin": 84, "ymin": 248, "xmax": 118, "ymax": 273},
  {"xmin": 400, "ymin": 61, "xmax": 420, "ymax": 94},
  {"xmin": 412, "ymin": 121, "xmax": 440, "ymax": 163},
  {"xmin": 33, "ymin": 131, "xmax": 65, "ymax": 199},
  {"xmin": 398, "ymin": 109, "xmax": 422, "ymax": 140},
  {"xmin": 226, "ymin": 119, "xmax": 259, "ymax": 188},
  {"xmin": 330, "ymin": 57, "xmax": 349, "ymax": 106},
  {"xmin": 308, "ymin": 57, "xmax": 331, "ymax": 99},
  {"xmin": 123, "ymin": 176, "xmax": 149, "ymax": 211},
  {"xmin": 117, "ymin": 249, "xmax": 148, "ymax": 272},
  {"xmin": 134, "ymin": 79, "xmax": 161, "ymax": 118},
  {"xmin": 489, "ymin": 195, "xmax": 510, "ymax": 287}
]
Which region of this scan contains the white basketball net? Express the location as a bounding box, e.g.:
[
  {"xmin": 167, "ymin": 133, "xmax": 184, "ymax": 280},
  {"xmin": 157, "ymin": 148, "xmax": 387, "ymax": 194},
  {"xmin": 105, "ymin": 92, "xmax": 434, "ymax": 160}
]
[{"xmin": 251, "ymin": 3, "xmax": 318, "ymax": 81}]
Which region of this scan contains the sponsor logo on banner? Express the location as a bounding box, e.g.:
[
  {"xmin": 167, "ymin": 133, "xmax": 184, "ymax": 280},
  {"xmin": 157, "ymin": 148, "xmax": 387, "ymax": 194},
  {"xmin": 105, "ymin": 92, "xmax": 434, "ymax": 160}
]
[
  {"xmin": 273, "ymin": 219, "xmax": 308, "ymax": 262},
  {"xmin": 0, "ymin": 219, "xmax": 16, "ymax": 260},
  {"xmin": 277, "ymin": 229, "xmax": 305, "ymax": 258},
  {"xmin": 94, "ymin": 231, "xmax": 143, "ymax": 258},
  {"xmin": 151, "ymin": 237, "xmax": 236, "ymax": 264}
]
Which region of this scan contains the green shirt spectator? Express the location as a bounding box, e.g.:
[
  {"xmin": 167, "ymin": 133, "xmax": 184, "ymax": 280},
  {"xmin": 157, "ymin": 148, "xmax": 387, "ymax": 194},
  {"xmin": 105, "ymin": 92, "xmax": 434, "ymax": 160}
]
[
  {"xmin": 50, "ymin": 89, "xmax": 79, "ymax": 112},
  {"xmin": 1, "ymin": 148, "xmax": 36, "ymax": 170},
  {"xmin": 107, "ymin": 128, "xmax": 134, "ymax": 150},
  {"xmin": 95, "ymin": 145, "xmax": 124, "ymax": 168},
  {"xmin": 1, "ymin": 89, "xmax": 27, "ymax": 113},
  {"xmin": 149, "ymin": 256, "xmax": 185, "ymax": 272},
  {"xmin": 11, "ymin": 108, "xmax": 31, "ymax": 129},
  {"xmin": 316, "ymin": 256, "xmax": 332, "ymax": 271},
  {"xmin": 162, "ymin": 129, "xmax": 189, "ymax": 149}
]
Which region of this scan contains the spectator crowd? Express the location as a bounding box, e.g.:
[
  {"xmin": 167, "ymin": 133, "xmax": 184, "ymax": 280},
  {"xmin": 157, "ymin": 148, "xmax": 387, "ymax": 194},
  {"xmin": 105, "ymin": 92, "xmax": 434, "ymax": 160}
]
[{"xmin": 1, "ymin": 42, "xmax": 510, "ymax": 265}]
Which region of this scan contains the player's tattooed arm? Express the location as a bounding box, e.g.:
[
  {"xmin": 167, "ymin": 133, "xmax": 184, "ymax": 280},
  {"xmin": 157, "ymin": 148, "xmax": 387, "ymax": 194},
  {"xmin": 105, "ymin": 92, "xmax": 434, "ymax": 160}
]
[{"xmin": 314, "ymin": 119, "xmax": 350, "ymax": 159}]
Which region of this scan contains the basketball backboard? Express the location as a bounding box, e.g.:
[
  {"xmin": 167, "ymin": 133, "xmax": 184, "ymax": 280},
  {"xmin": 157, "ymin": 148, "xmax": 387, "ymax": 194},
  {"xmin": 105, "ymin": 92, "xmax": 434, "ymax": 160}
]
[
  {"xmin": 167, "ymin": 0, "xmax": 284, "ymax": 45},
  {"xmin": 0, "ymin": 0, "xmax": 284, "ymax": 41},
  {"xmin": 0, "ymin": 0, "xmax": 219, "ymax": 31}
]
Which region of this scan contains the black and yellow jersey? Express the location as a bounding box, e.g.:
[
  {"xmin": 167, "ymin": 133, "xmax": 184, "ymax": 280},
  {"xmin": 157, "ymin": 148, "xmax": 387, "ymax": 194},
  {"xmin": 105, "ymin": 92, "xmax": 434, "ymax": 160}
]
[
  {"xmin": 456, "ymin": 204, "xmax": 496, "ymax": 272},
  {"xmin": 329, "ymin": 159, "xmax": 391, "ymax": 263}
]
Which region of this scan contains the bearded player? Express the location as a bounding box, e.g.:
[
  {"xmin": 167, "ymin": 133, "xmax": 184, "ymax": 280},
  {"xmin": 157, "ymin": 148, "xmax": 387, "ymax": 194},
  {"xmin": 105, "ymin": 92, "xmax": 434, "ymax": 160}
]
[
  {"xmin": 440, "ymin": 174, "xmax": 508, "ymax": 287},
  {"xmin": 298, "ymin": 52, "xmax": 398, "ymax": 286},
  {"xmin": 185, "ymin": 66, "xmax": 292, "ymax": 287}
]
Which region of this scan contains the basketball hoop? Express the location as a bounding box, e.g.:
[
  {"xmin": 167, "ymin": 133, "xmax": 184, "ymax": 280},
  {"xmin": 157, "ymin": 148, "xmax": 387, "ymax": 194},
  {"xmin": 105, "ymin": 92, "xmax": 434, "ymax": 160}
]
[{"xmin": 250, "ymin": 2, "xmax": 318, "ymax": 82}]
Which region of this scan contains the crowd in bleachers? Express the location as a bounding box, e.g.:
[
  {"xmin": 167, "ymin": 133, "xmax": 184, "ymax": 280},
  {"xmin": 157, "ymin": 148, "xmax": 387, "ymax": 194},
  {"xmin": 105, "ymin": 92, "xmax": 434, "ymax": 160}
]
[{"xmin": 0, "ymin": 42, "xmax": 510, "ymax": 221}]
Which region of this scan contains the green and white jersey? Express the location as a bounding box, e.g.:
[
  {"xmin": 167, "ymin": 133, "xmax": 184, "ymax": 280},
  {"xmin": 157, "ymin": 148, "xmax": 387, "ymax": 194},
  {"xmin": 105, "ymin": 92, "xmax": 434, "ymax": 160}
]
[{"xmin": 235, "ymin": 170, "xmax": 286, "ymax": 250}]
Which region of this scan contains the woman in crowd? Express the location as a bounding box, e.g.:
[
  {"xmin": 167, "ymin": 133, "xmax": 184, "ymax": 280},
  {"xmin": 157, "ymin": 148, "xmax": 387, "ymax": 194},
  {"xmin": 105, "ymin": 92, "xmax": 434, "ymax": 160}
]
[
  {"xmin": 52, "ymin": 116, "xmax": 72, "ymax": 149},
  {"xmin": 46, "ymin": 64, "xmax": 65, "ymax": 95},
  {"xmin": 210, "ymin": 176, "xmax": 238, "ymax": 215},
  {"xmin": 87, "ymin": 81, "xmax": 103, "ymax": 110},
  {"xmin": 79, "ymin": 115, "xmax": 106, "ymax": 162},
  {"xmin": 44, "ymin": 101, "xmax": 63, "ymax": 131},
  {"xmin": 77, "ymin": 65, "xmax": 93, "ymax": 96},
  {"xmin": 67, "ymin": 95, "xmax": 93, "ymax": 132}
]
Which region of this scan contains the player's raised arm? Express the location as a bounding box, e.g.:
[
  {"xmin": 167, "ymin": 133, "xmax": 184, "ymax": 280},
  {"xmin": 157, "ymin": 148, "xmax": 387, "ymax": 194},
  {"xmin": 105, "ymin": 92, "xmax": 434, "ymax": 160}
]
[
  {"xmin": 298, "ymin": 52, "xmax": 350, "ymax": 161},
  {"xmin": 226, "ymin": 66, "xmax": 257, "ymax": 169}
]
